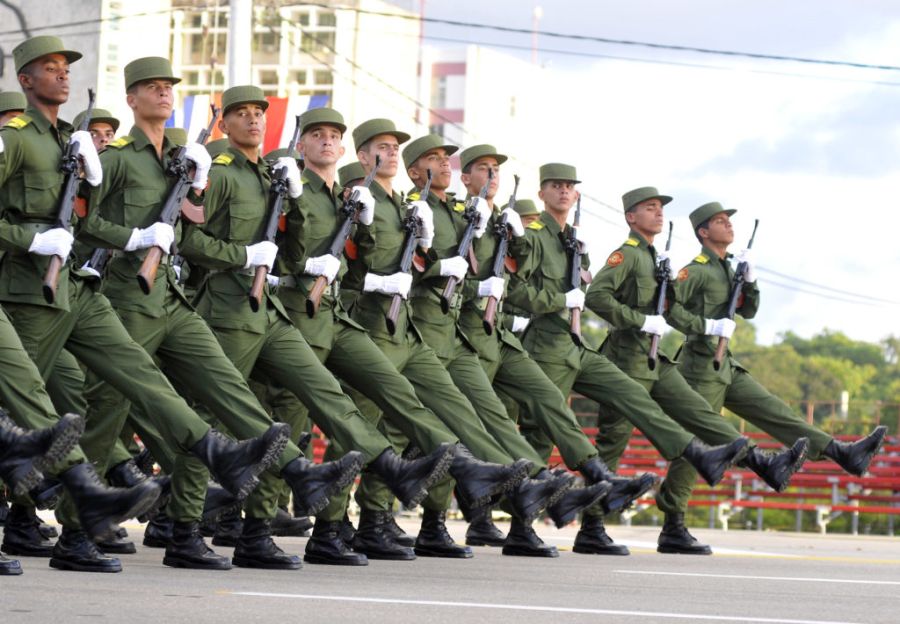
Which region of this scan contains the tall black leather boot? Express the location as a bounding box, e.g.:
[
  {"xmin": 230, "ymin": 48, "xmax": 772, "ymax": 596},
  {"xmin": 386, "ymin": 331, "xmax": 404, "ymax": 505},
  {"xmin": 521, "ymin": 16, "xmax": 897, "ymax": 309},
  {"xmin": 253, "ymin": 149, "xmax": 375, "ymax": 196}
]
[
  {"xmin": 506, "ymin": 470, "xmax": 573, "ymax": 525},
  {"xmin": 573, "ymin": 514, "xmax": 629, "ymax": 555},
  {"xmin": 351, "ymin": 509, "xmax": 415, "ymax": 560},
  {"xmin": 680, "ymin": 437, "xmax": 749, "ymax": 486},
  {"xmin": 0, "ymin": 552, "xmax": 21, "ymax": 575},
  {"xmin": 232, "ymin": 517, "xmax": 301, "ymax": 570},
  {"xmin": 501, "ymin": 516, "xmax": 557, "ymax": 558},
  {"xmin": 579, "ymin": 457, "xmax": 659, "ymax": 513},
  {"xmin": 367, "ymin": 443, "xmax": 455, "ymax": 509},
  {"xmin": 280, "ymin": 451, "xmax": 363, "ymax": 516},
  {"xmin": 547, "ymin": 480, "xmax": 612, "ymax": 528},
  {"xmin": 1, "ymin": 504, "xmax": 55, "ymax": 557},
  {"xmin": 0, "ymin": 412, "xmax": 84, "ymax": 496},
  {"xmin": 106, "ymin": 458, "xmax": 171, "ymax": 521},
  {"xmin": 49, "ymin": 528, "xmax": 122, "ymax": 573},
  {"xmin": 304, "ymin": 518, "xmax": 368, "ymax": 566},
  {"xmin": 414, "ymin": 508, "xmax": 473, "ymax": 558},
  {"xmin": 385, "ymin": 513, "xmax": 415, "ymax": 547},
  {"xmin": 272, "ymin": 506, "xmax": 312, "ymax": 537},
  {"xmin": 740, "ymin": 438, "xmax": 809, "ymax": 491},
  {"xmin": 210, "ymin": 506, "xmax": 243, "ymax": 547},
  {"xmin": 449, "ymin": 446, "xmax": 531, "ymax": 509},
  {"xmin": 824, "ymin": 426, "xmax": 888, "ymax": 476},
  {"xmin": 465, "ymin": 510, "xmax": 506, "ymax": 547},
  {"xmin": 163, "ymin": 521, "xmax": 231, "ymax": 570},
  {"xmin": 657, "ymin": 513, "xmax": 712, "ymax": 555},
  {"xmin": 143, "ymin": 511, "xmax": 173, "ymax": 548}
]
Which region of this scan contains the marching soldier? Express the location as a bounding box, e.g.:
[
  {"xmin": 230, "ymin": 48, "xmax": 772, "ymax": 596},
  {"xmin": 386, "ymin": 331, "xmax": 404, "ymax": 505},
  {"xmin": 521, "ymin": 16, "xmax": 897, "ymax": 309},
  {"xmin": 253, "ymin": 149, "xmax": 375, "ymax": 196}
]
[
  {"xmin": 72, "ymin": 107, "xmax": 119, "ymax": 152},
  {"xmin": 0, "ymin": 90, "xmax": 27, "ymax": 125}
]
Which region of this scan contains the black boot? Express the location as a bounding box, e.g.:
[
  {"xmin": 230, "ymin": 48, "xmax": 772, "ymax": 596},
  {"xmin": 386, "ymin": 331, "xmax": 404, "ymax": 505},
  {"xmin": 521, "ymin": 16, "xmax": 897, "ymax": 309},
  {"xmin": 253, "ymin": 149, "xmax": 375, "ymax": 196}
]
[
  {"xmin": 38, "ymin": 519, "xmax": 59, "ymax": 540},
  {"xmin": 304, "ymin": 519, "xmax": 368, "ymax": 566},
  {"xmin": 0, "ymin": 412, "xmax": 84, "ymax": 496},
  {"xmin": 506, "ymin": 471, "xmax": 573, "ymax": 525},
  {"xmin": 143, "ymin": 512, "xmax": 173, "ymax": 548},
  {"xmin": 680, "ymin": 437, "xmax": 749, "ymax": 486},
  {"xmin": 163, "ymin": 521, "xmax": 231, "ymax": 569},
  {"xmin": 107, "ymin": 459, "xmax": 171, "ymax": 521},
  {"xmin": 189, "ymin": 425, "xmax": 290, "ymax": 500},
  {"xmin": 1, "ymin": 504, "xmax": 55, "ymax": 557},
  {"xmin": 579, "ymin": 457, "xmax": 659, "ymax": 514},
  {"xmin": 547, "ymin": 480, "xmax": 613, "ymax": 529},
  {"xmin": 232, "ymin": 517, "xmax": 301, "ymax": 570},
  {"xmin": 824, "ymin": 426, "xmax": 888, "ymax": 476},
  {"xmin": 211, "ymin": 507, "xmax": 243, "ymax": 547},
  {"xmin": 657, "ymin": 513, "xmax": 712, "ymax": 555},
  {"xmin": 49, "ymin": 528, "xmax": 122, "ymax": 572},
  {"xmin": 449, "ymin": 447, "xmax": 531, "ymax": 509},
  {"xmin": 741, "ymin": 438, "xmax": 809, "ymax": 492},
  {"xmin": 0, "ymin": 486, "xmax": 9, "ymax": 525},
  {"xmin": 502, "ymin": 517, "xmax": 558, "ymax": 557},
  {"xmin": 385, "ymin": 514, "xmax": 416, "ymax": 547},
  {"xmin": 0, "ymin": 552, "xmax": 22, "ymax": 575},
  {"xmin": 339, "ymin": 513, "xmax": 356, "ymax": 546},
  {"xmin": 352, "ymin": 509, "xmax": 416, "ymax": 560},
  {"xmin": 30, "ymin": 477, "xmax": 63, "ymax": 511},
  {"xmin": 368, "ymin": 443, "xmax": 456, "ymax": 509},
  {"xmin": 272, "ymin": 506, "xmax": 312, "ymax": 537},
  {"xmin": 465, "ymin": 513, "xmax": 506, "ymax": 547},
  {"xmin": 114, "ymin": 525, "xmax": 128, "ymax": 540},
  {"xmin": 573, "ymin": 515, "xmax": 629, "ymax": 555},
  {"xmin": 202, "ymin": 483, "xmax": 241, "ymax": 523},
  {"xmin": 59, "ymin": 462, "xmax": 161, "ymax": 541},
  {"xmin": 281, "ymin": 451, "xmax": 363, "ymax": 516},
  {"xmin": 94, "ymin": 532, "xmax": 136, "ymax": 554},
  {"xmin": 414, "ymin": 509, "xmax": 473, "ymax": 558}
]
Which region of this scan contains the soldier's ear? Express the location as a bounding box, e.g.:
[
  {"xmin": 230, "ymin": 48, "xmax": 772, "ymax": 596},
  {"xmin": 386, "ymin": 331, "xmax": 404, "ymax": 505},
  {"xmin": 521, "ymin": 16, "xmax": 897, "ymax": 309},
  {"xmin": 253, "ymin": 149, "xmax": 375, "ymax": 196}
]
[
  {"xmin": 337, "ymin": 144, "xmax": 345, "ymax": 159},
  {"xmin": 217, "ymin": 117, "xmax": 228, "ymax": 135}
]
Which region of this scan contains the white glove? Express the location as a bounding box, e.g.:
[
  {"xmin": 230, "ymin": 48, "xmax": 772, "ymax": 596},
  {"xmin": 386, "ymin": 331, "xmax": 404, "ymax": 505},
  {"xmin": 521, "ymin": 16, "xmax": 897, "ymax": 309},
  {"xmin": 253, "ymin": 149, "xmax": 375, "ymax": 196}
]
[
  {"xmin": 70, "ymin": 130, "xmax": 102, "ymax": 186},
  {"xmin": 79, "ymin": 260, "xmax": 101, "ymax": 279},
  {"xmin": 439, "ymin": 256, "xmax": 468, "ymax": 281},
  {"xmin": 244, "ymin": 241, "xmax": 278, "ymax": 269},
  {"xmin": 501, "ymin": 208, "xmax": 524, "ymax": 237},
  {"xmin": 641, "ymin": 314, "xmax": 669, "ymax": 336},
  {"xmin": 736, "ymin": 248, "xmax": 756, "ymax": 283},
  {"xmin": 184, "ymin": 142, "xmax": 212, "ymax": 191},
  {"xmin": 266, "ymin": 274, "xmax": 280, "ymax": 287},
  {"xmin": 305, "ymin": 254, "xmax": 341, "ymax": 283},
  {"xmin": 412, "ymin": 201, "xmax": 433, "ymax": 248},
  {"xmin": 274, "ymin": 157, "xmax": 302, "ymax": 199},
  {"xmin": 705, "ymin": 317, "xmax": 736, "ymax": 338},
  {"xmin": 656, "ymin": 251, "xmax": 676, "ymax": 280},
  {"xmin": 512, "ymin": 315, "xmax": 530, "ymax": 333},
  {"xmin": 0, "ymin": 135, "xmax": 5, "ymax": 154},
  {"xmin": 353, "ymin": 186, "xmax": 375, "ymax": 226},
  {"xmin": 564, "ymin": 288, "xmax": 585, "ymax": 310},
  {"xmin": 363, "ymin": 272, "xmax": 412, "ymax": 298},
  {"xmin": 477, "ymin": 276, "xmax": 505, "ymax": 299},
  {"xmin": 28, "ymin": 228, "xmax": 74, "ymax": 258},
  {"xmin": 124, "ymin": 222, "xmax": 175, "ymax": 252},
  {"xmin": 172, "ymin": 264, "xmax": 182, "ymax": 280},
  {"xmin": 471, "ymin": 197, "xmax": 492, "ymax": 238}
]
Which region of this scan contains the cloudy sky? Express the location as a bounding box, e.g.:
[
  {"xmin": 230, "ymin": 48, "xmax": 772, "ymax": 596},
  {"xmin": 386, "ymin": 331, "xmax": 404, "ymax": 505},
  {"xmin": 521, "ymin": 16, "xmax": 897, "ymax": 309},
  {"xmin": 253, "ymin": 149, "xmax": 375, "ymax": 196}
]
[{"xmin": 417, "ymin": 0, "xmax": 900, "ymax": 345}]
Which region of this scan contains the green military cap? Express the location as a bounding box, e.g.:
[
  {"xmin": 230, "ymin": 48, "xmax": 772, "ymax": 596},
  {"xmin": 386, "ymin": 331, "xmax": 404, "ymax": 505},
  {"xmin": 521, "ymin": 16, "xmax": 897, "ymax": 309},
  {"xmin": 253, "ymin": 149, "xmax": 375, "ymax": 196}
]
[
  {"xmin": 73, "ymin": 108, "xmax": 120, "ymax": 132},
  {"xmin": 13, "ymin": 36, "xmax": 82, "ymax": 73},
  {"xmin": 164, "ymin": 127, "xmax": 188, "ymax": 145},
  {"xmin": 690, "ymin": 202, "xmax": 737, "ymax": 231},
  {"xmin": 205, "ymin": 137, "xmax": 231, "ymax": 158},
  {"xmin": 263, "ymin": 147, "xmax": 301, "ymax": 163},
  {"xmin": 622, "ymin": 186, "xmax": 673, "ymax": 213},
  {"xmin": 505, "ymin": 198, "xmax": 538, "ymax": 217},
  {"xmin": 0, "ymin": 91, "xmax": 26, "ymax": 114},
  {"xmin": 300, "ymin": 107, "xmax": 346, "ymax": 135},
  {"xmin": 352, "ymin": 118, "xmax": 410, "ymax": 152},
  {"xmin": 459, "ymin": 144, "xmax": 508, "ymax": 171},
  {"xmin": 402, "ymin": 134, "xmax": 458, "ymax": 170},
  {"xmin": 124, "ymin": 57, "xmax": 181, "ymax": 90},
  {"xmin": 222, "ymin": 85, "xmax": 268, "ymax": 114},
  {"xmin": 539, "ymin": 162, "xmax": 580, "ymax": 184},
  {"xmin": 338, "ymin": 161, "xmax": 366, "ymax": 187}
]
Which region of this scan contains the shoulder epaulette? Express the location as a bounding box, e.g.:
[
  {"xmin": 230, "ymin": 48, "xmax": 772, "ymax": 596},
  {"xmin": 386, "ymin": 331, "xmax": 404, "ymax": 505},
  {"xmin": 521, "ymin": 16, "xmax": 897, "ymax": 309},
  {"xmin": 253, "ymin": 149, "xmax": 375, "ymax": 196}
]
[
  {"xmin": 527, "ymin": 221, "xmax": 544, "ymax": 230},
  {"xmin": 693, "ymin": 254, "xmax": 709, "ymax": 264},
  {"xmin": 623, "ymin": 238, "xmax": 639, "ymax": 247},
  {"xmin": 107, "ymin": 136, "xmax": 134, "ymax": 149},
  {"xmin": 453, "ymin": 201, "xmax": 466, "ymax": 213},
  {"xmin": 3, "ymin": 115, "xmax": 31, "ymax": 130},
  {"xmin": 212, "ymin": 153, "xmax": 234, "ymax": 166},
  {"xmin": 408, "ymin": 192, "xmax": 420, "ymax": 201}
]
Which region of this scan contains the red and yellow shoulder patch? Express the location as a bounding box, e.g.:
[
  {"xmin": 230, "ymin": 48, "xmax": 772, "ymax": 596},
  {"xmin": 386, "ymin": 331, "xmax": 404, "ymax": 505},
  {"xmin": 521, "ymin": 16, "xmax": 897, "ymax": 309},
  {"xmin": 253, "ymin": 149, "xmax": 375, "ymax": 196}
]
[
  {"xmin": 606, "ymin": 251, "xmax": 625, "ymax": 267},
  {"xmin": 677, "ymin": 268, "xmax": 689, "ymax": 282}
]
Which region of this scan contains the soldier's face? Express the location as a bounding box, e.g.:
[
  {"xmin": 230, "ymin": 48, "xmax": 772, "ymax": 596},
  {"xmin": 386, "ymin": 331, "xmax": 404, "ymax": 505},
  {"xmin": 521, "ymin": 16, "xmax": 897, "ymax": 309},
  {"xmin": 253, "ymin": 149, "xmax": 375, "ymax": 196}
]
[
  {"xmin": 128, "ymin": 80, "xmax": 174, "ymax": 122},
  {"xmin": 539, "ymin": 180, "xmax": 577, "ymax": 213},
  {"xmin": 410, "ymin": 148, "xmax": 452, "ymax": 191},
  {"xmin": 359, "ymin": 134, "xmax": 400, "ymax": 178},
  {"xmin": 626, "ymin": 199, "xmax": 664, "ymax": 236},
  {"xmin": 0, "ymin": 110, "xmax": 24, "ymax": 125},
  {"xmin": 19, "ymin": 54, "xmax": 70, "ymax": 105},
  {"xmin": 221, "ymin": 104, "xmax": 265, "ymax": 148},
  {"xmin": 299, "ymin": 124, "xmax": 344, "ymax": 168},
  {"xmin": 460, "ymin": 157, "xmax": 500, "ymax": 200},
  {"xmin": 89, "ymin": 122, "xmax": 115, "ymax": 151},
  {"xmin": 702, "ymin": 213, "xmax": 735, "ymax": 246}
]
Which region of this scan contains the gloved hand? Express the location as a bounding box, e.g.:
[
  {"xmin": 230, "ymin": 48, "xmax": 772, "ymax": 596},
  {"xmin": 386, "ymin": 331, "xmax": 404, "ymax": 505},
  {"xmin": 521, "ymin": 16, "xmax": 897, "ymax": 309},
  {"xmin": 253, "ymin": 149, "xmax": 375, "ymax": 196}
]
[
  {"xmin": 564, "ymin": 288, "xmax": 585, "ymax": 310},
  {"xmin": 244, "ymin": 241, "xmax": 278, "ymax": 269},
  {"xmin": 412, "ymin": 201, "xmax": 433, "ymax": 248},
  {"xmin": 266, "ymin": 274, "xmax": 280, "ymax": 287},
  {"xmin": 0, "ymin": 135, "xmax": 4, "ymax": 155},
  {"xmin": 439, "ymin": 255, "xmax": 468, "ymax": 281},
  {"xmin": 29, "ymin": 228, "xmax": 74, "ymax": 258},
  {"xmin": 353, "ymin": 186, "xmax": 375, "ymax": 225},
  {"xmin": 641, "ymin": 314, "xmax": 669, "ymax": 336},
  {"xmin": 273, "ymin": 157, "xmax": 303, "ymax": 199},
  {"xmin": 477, "ymin": 276, "xmax": 505, "ymax": 299},
  {"xmin": 363, "ymin": 272, "xmax": 412, "ymax": 298},
  {"xmin": 471, "ymin": 197, "xmax": 492, "ymax": 238},
  {"xmin": 501, "ymin": 207, "xmax": 524, "ymax": 237},
  {"xmin": 736, "ymin": 248, "xmax": 756, "ymax": 283},
  {"xmin": 172, "ymin": 264, "xmax": 182, "ymax": 281},
  {"xmin": 70, "ymin": 130, "xmax": 102, "ymax": 186},
  {"xmin": 305, "ymin": 254, "xmax": 341, "ymax": 283},
  {"xmin": 124, "ymin": 222, "xmax": 175, "ymax": 252},
  {"xmin": 184, "ymin": 142, "xmax": 212, "ymax": 191},
  {"xmin": 656, "ymin": 250, "xmax": 676, "ymax": 280},
  {"xmin": 705, "ymin": 317, "xmax": 736, "ymax": 338},
  {"xmin": 511, "ymin": 315, "xmax": 530, "ymax": 333}
]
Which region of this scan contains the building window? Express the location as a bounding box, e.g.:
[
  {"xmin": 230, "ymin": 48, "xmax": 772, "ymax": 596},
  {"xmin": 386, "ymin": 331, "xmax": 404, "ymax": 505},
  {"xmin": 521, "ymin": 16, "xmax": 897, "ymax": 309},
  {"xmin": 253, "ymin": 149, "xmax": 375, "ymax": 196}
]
[
  {"xmin": 259, "ymin": 69, "xmax": 278, "ymax": 86},
  {"xmin": 289, "ymin": 70, "xmax": 307, "ymax": 85},
  {"xmin": 431, "ymin": 76, "xmax": 446, "ymax": 109},
  {"xmin": 429, "ymin": 124, "xmax": 445, "ymax": 137},
  {"xmin": 313, "ymin": 70, "xmax": 332, "ymax": 85},
  {"xmin": 254, "ymin": 31, "xmax": 278, "ymax": 54},
  {"xmin": 318, "ymin": 12, "xmax": 336, "ymax": 27}
]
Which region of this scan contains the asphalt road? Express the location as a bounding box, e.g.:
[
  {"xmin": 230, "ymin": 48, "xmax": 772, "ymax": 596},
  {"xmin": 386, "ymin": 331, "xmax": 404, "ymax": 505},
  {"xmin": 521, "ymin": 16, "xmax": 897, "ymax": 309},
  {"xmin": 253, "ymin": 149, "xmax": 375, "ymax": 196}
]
[{"xmin": 3, "ymin": 518, "xmax": 899, "ymax": 624}]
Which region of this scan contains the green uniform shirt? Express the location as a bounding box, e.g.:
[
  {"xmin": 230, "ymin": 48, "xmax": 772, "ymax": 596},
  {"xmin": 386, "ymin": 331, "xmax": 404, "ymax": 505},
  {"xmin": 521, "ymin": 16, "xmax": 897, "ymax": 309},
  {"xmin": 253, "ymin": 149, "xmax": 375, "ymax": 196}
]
[{"xmin": 666, "ymin": 245, "xmax": 760, "ymax": 383}]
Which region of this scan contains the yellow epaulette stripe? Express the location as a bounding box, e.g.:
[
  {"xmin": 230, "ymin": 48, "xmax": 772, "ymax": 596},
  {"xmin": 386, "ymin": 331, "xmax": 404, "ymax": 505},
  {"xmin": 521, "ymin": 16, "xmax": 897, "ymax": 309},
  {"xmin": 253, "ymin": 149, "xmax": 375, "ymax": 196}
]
[
  {"xmin": 212, "ymin": 153, "xmax": 234, "ymax": 166},
  {"xmin": 453, "ymin": 202, "xmax": 465, "ymax": 213},
  {"xmin": 693, "ymin": 254, "xmax": 709, "ymax": 264},
  {"xmin": 4, "ymin": 115, "xmax": 31, "ymax": 130},
  {"xmin": 107, "ymin": 136, "xmax": 133, "ymax": 149},
  {"xmin": 527, "ymin": 221, "xmax": 544, "ymax": 230},
  {"xmin": 624, "ymin": 238, "xmax": 639, "ymax": 247}
]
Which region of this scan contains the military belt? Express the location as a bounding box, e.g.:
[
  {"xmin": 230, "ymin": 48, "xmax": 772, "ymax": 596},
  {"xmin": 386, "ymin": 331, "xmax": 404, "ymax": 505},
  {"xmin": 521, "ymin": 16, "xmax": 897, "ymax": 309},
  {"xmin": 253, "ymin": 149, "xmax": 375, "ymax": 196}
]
[
  {"xmin": 208, "ymin": 267, "xmax": 256, "ymax": 277},
  {"xmin": 278, "ymin": 274, "xmax": 341, "ymax": 299},
  {"xmin": 17, "ymin": 222, "xmax": 55, "ymax": 234},
  {"xmin": 110, "ymin": 249, "xmax": 169, "ymax": 262},
  {"xmin": 410, "ymin": 284, "xmax": 463, "ymax": 311}
]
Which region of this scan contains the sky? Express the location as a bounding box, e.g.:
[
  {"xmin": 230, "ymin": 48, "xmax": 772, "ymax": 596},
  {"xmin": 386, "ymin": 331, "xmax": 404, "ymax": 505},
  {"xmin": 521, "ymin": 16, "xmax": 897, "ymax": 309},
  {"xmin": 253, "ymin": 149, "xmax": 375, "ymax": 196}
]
[{"xmin": 414, "ymin": 0, "xmax": 900, "ymax": 345}]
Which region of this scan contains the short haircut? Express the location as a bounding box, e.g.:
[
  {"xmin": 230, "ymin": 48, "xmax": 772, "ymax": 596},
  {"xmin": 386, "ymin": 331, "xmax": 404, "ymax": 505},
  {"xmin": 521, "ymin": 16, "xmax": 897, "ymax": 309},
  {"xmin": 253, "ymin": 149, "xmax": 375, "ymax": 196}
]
[{"xmin": 694, "ymin": 219, "xmax": 710, "ymax": 244}]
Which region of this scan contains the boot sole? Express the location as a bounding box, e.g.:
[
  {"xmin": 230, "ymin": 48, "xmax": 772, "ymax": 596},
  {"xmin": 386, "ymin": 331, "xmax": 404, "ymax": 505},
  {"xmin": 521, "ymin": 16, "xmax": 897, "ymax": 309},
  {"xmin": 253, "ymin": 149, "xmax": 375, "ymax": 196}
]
[
  {"xmin": 657, "ymin": 545, "xmax": 713, "ymax": 555},
  {"xmin": 0, "ymin": 562, "xmax": 23, "ymax": 575},
  {"xmin": 401, "ymin": 445, "xmax": 456, "ymax": 510},
  {"xmin": 162, "ymin": 555, "xmax": 232, "ymax": 570},
  {"xmin": 232, "ymin": 556, "xmax": 302, "ymax": 570},
  {"xmin": 572, "ymin": 543, "xmax": 630, "ymax": 556},
  {"xmin": 352, "ymin": 549, "xmax": 416, "ymax": 561},
  {"xmin": 846, "ymin": 427, "xmax": 888, "ymax": 476},
  {"xmin": 465, "ymin": 535, "xmax": 506, "ymax": 547},
  {"xmin": 34, "ymin": 414, "xmax": 84, "ymax": 474},
  {"xmin": 295, "ymin": 454, "xmax": 364, "ymax": 517},
  {"xmin": 142, "ymin": 536, "xmax": 170, "ymax": 549},
  {"xmin": 602, "ymin": 474, "xmax": 659, "ymax": 515},
  {"xmin": 413, "ymin": 546, "xmax": 473, "ymax": 559},
  {"xmin": 10, "ymin": 466, "xmax": 44, "ymax": 499},
  {"xmin": 463, "ymin": 460, "xmax": 532, "ymax": 510},
  {"xmin": 303, "ymin": 552, "xmax": 369, "ymax": 566},
  {"xmin": 767, "ymin": 441, "xmax": 809, "ymax": 492},
  {"xmin": 231, "ymin": 426, "xmax": 291, "ymax": 501},
  {"xmin": 550, "ymin": 482, "xmax": 612, "ymax": 529},
  {"xmin": 501, "ymin": 545, "xmax": 558, "ymax": 558},
  {"xmin": 0, "ymin": 542, "xmax": 54, "ymax": 558},
  {"xmin": 49, "ymin": 557, "xmax": 122, "ymax": 572}
]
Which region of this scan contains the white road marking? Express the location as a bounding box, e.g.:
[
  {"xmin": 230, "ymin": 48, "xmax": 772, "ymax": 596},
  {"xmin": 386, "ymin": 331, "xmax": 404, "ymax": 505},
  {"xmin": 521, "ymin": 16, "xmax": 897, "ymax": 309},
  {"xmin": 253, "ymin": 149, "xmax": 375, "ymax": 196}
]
[
  {"xmin": 616, "ymin": 569, "xmax": 900, "ymax": 585},
  {"xmin": 228, "ymin": 591, "xmax": 863, "ymax": 623}
]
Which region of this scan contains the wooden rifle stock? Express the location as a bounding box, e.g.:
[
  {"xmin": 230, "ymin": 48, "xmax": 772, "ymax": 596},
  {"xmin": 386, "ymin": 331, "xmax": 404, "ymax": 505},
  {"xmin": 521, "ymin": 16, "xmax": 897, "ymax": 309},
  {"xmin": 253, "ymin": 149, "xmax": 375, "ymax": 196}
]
[{"xmin": 713, "ymin": 218, "xmax": 759, "ymax": 371}]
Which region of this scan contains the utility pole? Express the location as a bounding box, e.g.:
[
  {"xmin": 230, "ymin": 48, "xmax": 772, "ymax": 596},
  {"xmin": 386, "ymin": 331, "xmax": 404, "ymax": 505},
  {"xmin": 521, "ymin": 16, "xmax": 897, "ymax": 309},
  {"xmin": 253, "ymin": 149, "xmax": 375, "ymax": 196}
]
[{"xmin": 228, "ymin": 0, "xmax": 253, "ymax": 87}]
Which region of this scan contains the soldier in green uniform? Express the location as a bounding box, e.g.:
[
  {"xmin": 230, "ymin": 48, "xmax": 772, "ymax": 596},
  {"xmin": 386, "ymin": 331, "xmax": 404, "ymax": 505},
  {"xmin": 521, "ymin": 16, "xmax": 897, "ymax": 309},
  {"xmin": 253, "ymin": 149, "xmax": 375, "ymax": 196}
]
[
  {"xmin": 0, "ymin": 38, "xmax": 293, "ymax": 572},
  {"xmin": 585, "ymin": 186, "xmax": 808, "ymax": 555},
  {"xmin": 73, "ymin": 107, "xmax": 119, "ymax": 152},
  {"xmin": 667, "ymin": 201, "xmax": 887, "ymax": 510},
  {"xmin": 506, "ymin": 163, "xmax": 752, "ymax": 554},
  {"xmin": 0, "ymin": 91, "xmax": 27, "ymax": 125}
]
